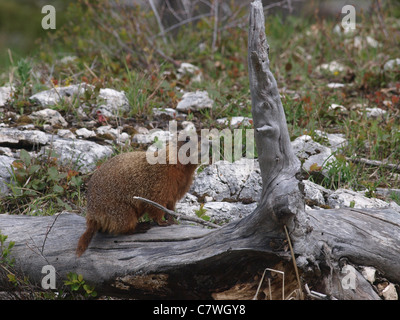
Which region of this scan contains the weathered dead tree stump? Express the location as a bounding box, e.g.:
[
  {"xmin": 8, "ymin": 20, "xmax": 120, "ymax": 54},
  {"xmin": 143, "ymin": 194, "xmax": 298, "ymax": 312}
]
[{"xmin": 1, "ymin": 0, "xmax": 399, "ymax": 300}]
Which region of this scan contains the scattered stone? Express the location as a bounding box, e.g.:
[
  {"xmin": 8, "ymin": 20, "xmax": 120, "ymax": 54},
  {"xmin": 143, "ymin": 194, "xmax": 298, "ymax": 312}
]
[
  {"xmin": 0, "ymin": 127, "xmax": 49, "ymax": 146},
  {"xmin": 132, "ymin": 129, "xmax": 173, "ymax": 145},
  {"xmin": 0, "ymin": 147, "xmax": 13, "ymax": 157},
  {"xmin": 176, "ymin": 194, "xmax": 257, "ymax": 224},
  {"xmin": 316, "ymin": 61, "xmax": 347, "ymax": 75},
  {"xmin": 383, "ymin": 58, "xmax": 400, "ymax": 71},
  {"xmin": 29, "ymin": 84, "xmax": 89, "ymax": 107},
  {"xmin": 365, "ymin": 107, "xmax": 387, "ymax": 119},
  {"xmin": 96, "ymin": 125, "xmax": 130, "ymax": 144},
  {"xmin": 314, "ymin": 130, "xmax": 348, "ymax": 152},
  {"xmin": 29, "ymin": 108, "xmax": 68, "ymax": 127},
  {"xmin": 352, "ymin": 36, "xmax": 381, "ymax": 50},
  {"xmin": 177, "ymin": 63, "xmax": 203, "ymax": 83},
  {"xmin": 190, "ymin": 158, "xmax": 261, "ymax": 203},
  {"xmin": 303, "ymin": 180, "xmax": 331, "ymax": 207},
  {"xmin": 152, "ymin": 107, "xmax": 185, "ymax": 119},
  {"xmin": 41, "ymin": 138, "xmax": 113, "ymax": 173},
  {"xmin": 381, "ymin": 283, "xmax": 398, "ymax": 300},
  {"xmin": 326, "ymin": 188, "xmax": 399, "ymax": 211},
  {"xmin": 60, "ymin": 56, "xmax": 78, "ymax": 64},
  {"xmin": 216, "ymin": 116, "xmax": 253, "ymax": 128},
  {"xmin": 42, "ymin": 124, "xmax": 53, "ymax": 132},
  {"xmin": 181, "ymin": 121, "xmax": 197, "ymax": 135},
  {"xmin": 328, "ymin": 103, "xmax": 347, "ymax": 113},
  {"xmin": 0, "ymin": 86, "xmax": 14, "ymax": 107},
  {"xmin": 291, "ymin": 135, "xmax": 336, "ymax": 174},
  {"xmin": 30, "ymin": 85, "xmax": 129, "ymax": 119},
  {"xmin": 57, "ymin": 129, "xmax": 76, "ymax": 139},
  {"xmin": 360, "ymin": 266, "xmax": 376, "ymax": 284},
  {"xmin": 375, "ymin": 188, "xmax": 400, "ymax": 200},
  {"xmin": 75, "ymin": 128, "xmax": 96, "ymax": 139},
  {"xmin": 327, "ymin": 82, "xmax": 345, "ymax": 89},
  {"xmin": 176, "ymin": 91, "xmax": 214, "ymax": 112},
  {"xmin": 97, "ymin": 88, "xmax": 130, "ymax": 117},
  {"xmin": 0, "ymin": 155, "xmax": 16, "ymax": 195},
  {"xmin": 333, "ymin": 24, "xmax": 358, "ymax": 36},
  {"xmin": 202, "ymin": 201, "xmax": 257, "ymax": 223}
]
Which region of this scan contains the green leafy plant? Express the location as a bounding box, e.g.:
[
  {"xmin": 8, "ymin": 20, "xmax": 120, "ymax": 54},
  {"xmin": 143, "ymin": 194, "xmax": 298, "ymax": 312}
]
[
  {"xmin": 315, "ymin": 155, "xmax": 357, "ymax": 190},
  {"xmin": 194, "ymin": 204, "xmax": 211, "ymax": 222},
  {"xmin": 0, "ymin": 230, "xmax": 15, "ymax": 267},
  {"xmin": 64, "ymin": 272, "xmax": 97, "ymax": 298},
  {"xmin": 2, "ymin": 149, "xmax": 84, "ymax": 215}
]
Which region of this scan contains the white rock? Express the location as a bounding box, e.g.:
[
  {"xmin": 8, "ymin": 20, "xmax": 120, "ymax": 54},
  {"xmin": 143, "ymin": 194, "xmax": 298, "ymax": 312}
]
[
  {"xmin": 216, "ymin": 116, "xmax": 253, "ymax": 128},
  {"xmin": 383, "ymin": 58, "xmax": 400, "ymax": 71},
  {"xmin": 327, "ymin": 83, "xmax": 345, "ymax": 88},
  {"xmin": 60, "ymin": 56, "xmax": 78, "ymax": 64},
  {"xmin": 382, "ymin": 100, "xmax": 392, "ymax": 108},
  {"xmin": 177, "ymin": 63, "xmax": 203, "ymax": 83},
  {"xmin": 0, "ymin": 147, "xmax": 13, "ymax": 157},
  {"xmin": 152, "ymin": 107, "xmax": 185, "ymax": 118},
  {"xmin": 203, "ymin": 201, "xmax": 257, "ymax": 223},
  {"xmin": 190, "ymin": 158, "xmax": 261, "ymax": 203},
  {"xmin": 41, "ymin": 138, "xmax": 113, "ymax": 173},
  {"xmin": 181, "ymin": 121, "xmax": 196, "ymax": 134},
  {"xmin": 365, "ymin": 107, "xmax": 387, "ymax": 119},
  {"xmin": 176, "ymin": 91, "xmax": 214, "ymax": 112},
  {"xmin": 375, "ymin": 188, "xmax": 400, "ymax": 199},
  {"xmin": 382, "ymin": 283, "xmax": 398, "ymax": 300},
  {"xmin": 327, "ymin": 188, "xmax": 397, "ymax": 210},
  {"xmin": 57, "ymin": 129, "xmax": 76, "ymax": 139},
  {"xmin": 328, "ymin": 103, "xmax": 347, "ymax": 113},
  {"xmin": 0, "ymin": 127, "xmax": 49, "ymax": 145},
  {"xmin": 30, "ymin": 85, "xmax": 130, "ymax": 119},
  {"xmin": 30, "ymin": 108, "xmax": 68, "ymax": 127},
  {"xmin": 97, "ymin": 88, "xmax": 130, "ymax": 117},
  {"xmin": 96, "ymin": 125, "xmax": 113, "ymax": 136},
  {"xmin": 96, "ymin": 125, "xmax": 130, "ymax": 144},
  {"xmin": 314, "ymin": 130, "xmax": 348, "ymax": 152},
  {"xmin": 132, "ymin": 129, "xmax": 173, "ymax": 145},
  {"xmin": 0, "ymin": 155, "xmax": 16, "ymax": 195},
  {"xmin": 303, "ymin": 180, "xmax": 331, "ymax": 206},
  {"xmin": 316, "ymin": 61, "xmax": 346, "ymax": 74},
  {"xmin": 176, "ymin": 198, "xmax": 257, "ymax": 224},
  {"xmin": 291, "ymin": 135, "xmax": 336, "ymax": 174},
  {"xmin": 333, "ymin": 24, "xmax": 357, "ymax": 36},
  {"xmin": 353, "ymin": 36, "xmax": 381, "ymax": 49},
  {"xmin": 75, "ymin": 128, "xmax": 96, "ymax": 138},
  {"xmin": 135, "ymin": 126, "xmax": 149, "ymax": 135},
  {"xmin": 30, "ymin": 84, "xmax": 90, "ymax": 107},
  {"xmin": 360, "ymin": 266, "xmax": 376, "ymax": 284},
  {"xmin": 0, "ymin": 86, "xmax": 14, "ymax": 107}
]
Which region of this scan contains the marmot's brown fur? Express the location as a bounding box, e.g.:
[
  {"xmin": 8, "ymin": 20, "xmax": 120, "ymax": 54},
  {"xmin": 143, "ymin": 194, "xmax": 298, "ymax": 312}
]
[{"xmin": 76, "ymin": 140, "xmax": 199, "ymax": 257}]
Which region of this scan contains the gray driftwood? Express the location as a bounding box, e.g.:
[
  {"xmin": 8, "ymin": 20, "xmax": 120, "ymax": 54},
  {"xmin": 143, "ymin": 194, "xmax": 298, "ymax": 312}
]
[{"xmin": 1, "ymin": 0, "xmax": 399, "ymax": 299}]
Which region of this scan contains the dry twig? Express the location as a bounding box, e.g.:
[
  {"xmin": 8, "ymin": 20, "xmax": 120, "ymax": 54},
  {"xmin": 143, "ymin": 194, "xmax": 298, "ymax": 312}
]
[{"xmin": 133, "ymin": 196, "xmax": 221, "ymax": 229}]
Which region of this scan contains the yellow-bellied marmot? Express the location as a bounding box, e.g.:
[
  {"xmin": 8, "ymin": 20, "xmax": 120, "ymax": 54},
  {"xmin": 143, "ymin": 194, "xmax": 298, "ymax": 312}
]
[{"xmin": 76, "ymin": 138, "xmax": 199, "ymax": 257}]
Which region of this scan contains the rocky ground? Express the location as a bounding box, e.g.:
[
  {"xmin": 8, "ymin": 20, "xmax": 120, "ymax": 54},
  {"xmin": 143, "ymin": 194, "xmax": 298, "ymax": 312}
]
[{"xmin": 1, "ymin": 75, "xmax": 399, "ymax": 224}]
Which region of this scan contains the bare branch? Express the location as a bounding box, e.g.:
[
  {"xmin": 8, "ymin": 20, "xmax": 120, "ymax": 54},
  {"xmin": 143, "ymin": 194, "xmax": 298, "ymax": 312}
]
[
  {"xmin": 211, "ymin": 0, "xmax": 219, "ymax": 53},
  {"xmin": 149, "ymin": 0, "xmax": 167, "ymax": 44},
  {"xmin": 133, "ymin": 196, "xmax": 221, "ymax": 229}
]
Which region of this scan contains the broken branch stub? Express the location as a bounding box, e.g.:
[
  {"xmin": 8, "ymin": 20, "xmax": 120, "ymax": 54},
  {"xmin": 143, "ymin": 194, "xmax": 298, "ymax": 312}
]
[{"xmin": 247, "ymin": 0, "xmax": 304, "ymax": 228}]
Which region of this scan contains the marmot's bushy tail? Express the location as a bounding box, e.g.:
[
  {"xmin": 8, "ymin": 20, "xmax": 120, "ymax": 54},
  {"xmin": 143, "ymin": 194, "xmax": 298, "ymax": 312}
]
[{"xmin": 76, "ymin": 219, "xmax": 99, "ymax": 257}]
